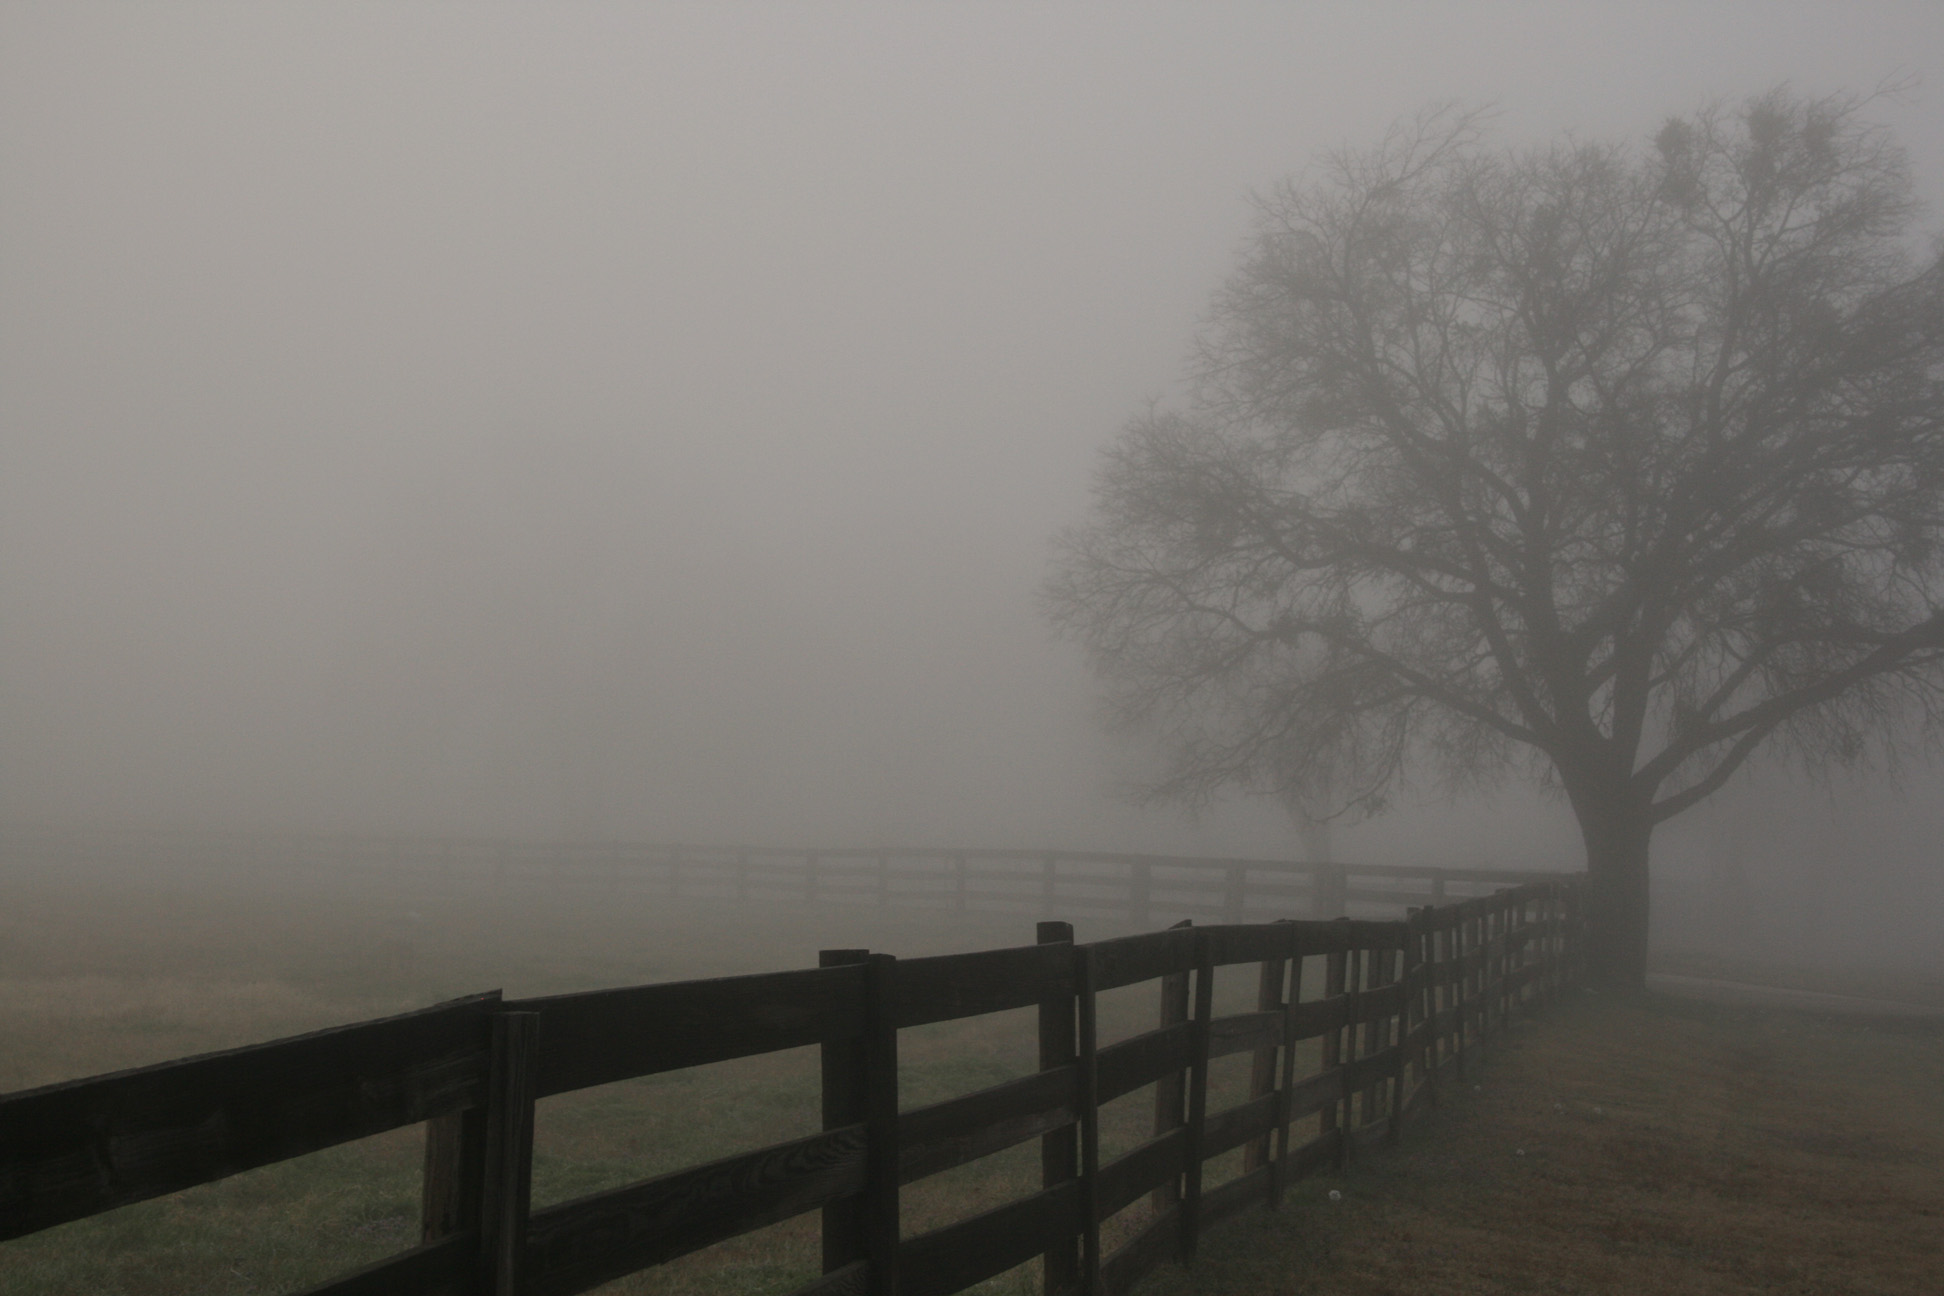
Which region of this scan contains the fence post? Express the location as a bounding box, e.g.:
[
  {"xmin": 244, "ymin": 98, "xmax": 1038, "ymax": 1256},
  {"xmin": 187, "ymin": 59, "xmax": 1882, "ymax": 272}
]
[
  {"xmin": 1549, "ymin": 882, "xmax": 1566, "ymax": 1001},
  {"xmin": 1179, "ymin": 929, "xmax": 1214, "ymax": 1261},
  {"xmin": 861, "ymin": 955, "xmax": 900, "ymax": 1296},
  {"xmin": 1518, "ymin": 893, "xmax": 1534, "ymax": 1013},
  {"xmin": 1270, "ymin": 921, "xmax": 1302, "ymax": 1206},
  {"xmin": 1493, "ymin": 900, "xmax": 1508, "ymax": 1025},
  {"xmin": 1392, "ymin": 921, "xmax": 1421, "ymax": 1142},
  {"xmin": 478, "ymin": 1011, "xmax": 539, "ymax": 1296},
  {"xmin": 1243, "ymin": 930, "xmax": 1287, "ymax": 1177},
  {"xmin": 1564, "ymin": 880, "xmax": 1583, "ymax": 987},
  {"xmin": 1151, "ymin": 918, "xmax": 1192, "ymax": 1215},
  {"xmin": 420, "ymin": 1108, "xmax": 487, "ymax": 1244},
  {"xmin": 1320, "ymin": 918, "xmax": 1349, "ymax": 1167},
  {"xmin": 1036, "ymin": 921, "xmax": 1080, "ymax": 1296},
  {"xmin": 1076, "ymin": 943, "xmax": 1103, "ymax": 1296},
  {"xmin": 819, "ymin": 950, "xmax": 899, "ymax": 1296},
  {"xmin": 819, "ymin": 949, "xmax": 871, "ymax": 1279},
  {"xmin": 1414, "ymin": 910, "xmax": 1441, "ymax": 1113},
  {"xmin": 1473, "ymin": 906, "xmax": 1490, "ymax": 1053},
  {"xmin": 1552, "ymin": 884, "xmax": 1567, "ymax": 1002},
  {"xmin": 1360, "ymin": 937, "xmax": 1391, "ymax": 1131},
  {"xmin": 1500, "ymin": 897, "xmax": 1516, "ymax": 1018}
]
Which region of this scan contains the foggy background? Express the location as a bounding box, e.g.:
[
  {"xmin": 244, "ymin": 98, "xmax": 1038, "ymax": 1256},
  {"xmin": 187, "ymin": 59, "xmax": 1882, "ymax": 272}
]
[{"xmin": 4, "ymin": 5, "xmax": 1942, "ymax": 963}]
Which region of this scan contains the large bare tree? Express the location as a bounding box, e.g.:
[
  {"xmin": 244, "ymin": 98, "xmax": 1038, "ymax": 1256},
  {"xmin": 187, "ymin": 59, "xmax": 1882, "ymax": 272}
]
[{"xmin": 1046, "ymin": 90, "xmax": 1944, "ymax": 986}]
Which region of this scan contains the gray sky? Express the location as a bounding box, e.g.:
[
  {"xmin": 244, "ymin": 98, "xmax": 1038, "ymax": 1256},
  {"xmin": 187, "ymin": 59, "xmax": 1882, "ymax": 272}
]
[{"xmin": 5, "ymin": 4, "xmax": 1944, "ymax": 869}]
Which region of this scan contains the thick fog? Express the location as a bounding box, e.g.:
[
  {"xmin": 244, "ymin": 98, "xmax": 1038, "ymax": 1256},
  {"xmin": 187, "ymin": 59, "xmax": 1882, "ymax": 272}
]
[{"xmin": 5, "ymin": 5, "xmax": 1944, "ymax": 941}]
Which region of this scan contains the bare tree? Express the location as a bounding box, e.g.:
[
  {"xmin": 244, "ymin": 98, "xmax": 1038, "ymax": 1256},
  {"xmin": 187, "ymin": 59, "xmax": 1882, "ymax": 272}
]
[{"xmin": 1046, "ymin": 90, "xmax": 1944, "ymax": 986}]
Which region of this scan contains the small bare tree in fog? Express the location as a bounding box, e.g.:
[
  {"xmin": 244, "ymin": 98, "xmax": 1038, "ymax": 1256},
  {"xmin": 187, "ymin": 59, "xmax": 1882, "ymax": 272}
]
[{"xmin": 1046, "ymin": 89, "xmax": 1944, "ymax": 987}]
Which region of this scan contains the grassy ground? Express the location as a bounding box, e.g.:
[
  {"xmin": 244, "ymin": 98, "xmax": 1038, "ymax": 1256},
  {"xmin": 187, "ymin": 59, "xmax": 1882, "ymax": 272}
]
[{"xmin": 1143, "ymin": 989, "xmax": 1944, "ymax": 1296}]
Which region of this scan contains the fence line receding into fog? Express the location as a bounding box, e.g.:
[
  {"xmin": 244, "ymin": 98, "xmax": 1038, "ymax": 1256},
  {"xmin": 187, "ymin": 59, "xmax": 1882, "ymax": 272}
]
[{"xmin": 1, "ymin": 858, "xmax": 1584, "ymax": 1296}]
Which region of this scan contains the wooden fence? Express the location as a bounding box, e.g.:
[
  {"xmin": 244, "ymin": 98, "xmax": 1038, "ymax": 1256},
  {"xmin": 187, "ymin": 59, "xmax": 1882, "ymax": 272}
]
[
  {"xmin": 0, "ymin": 878, "xmax": 1582, "ymax": 1296},
  {"xmin": 1, "ymin": 824, "xmax": 1563, "ymax": 924}
]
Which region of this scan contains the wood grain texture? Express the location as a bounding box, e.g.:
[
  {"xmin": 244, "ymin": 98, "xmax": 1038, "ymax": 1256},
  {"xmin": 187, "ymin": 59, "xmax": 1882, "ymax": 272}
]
[
  {"xmin": 1035, "ymin": 920, "xmax": 1080, "ymax": 1296},
  {"xmin": 1283, "ymin": 1068, "xmax": 1347, "ymax": 1124},
  {"xmin": 510, "ymin": 966, "xmax": 866, "ymax": 1097},
  {"xmin": 887, "ymin": 944, "xmax": 1070, "ymax": 1028},
  {"xmin": 898, "ymin": 1066, "xmax": 1076, "ymax": 1184},
  {"xmin": 524, "ymin": 1126, "xmax": 869, "ymax": 1296},
  {"xmin": 1200, "ymin": 1092, "xmax": 1279, "ymax": 1160},
  {"xmin": 1205, "ymin": 1010, "xmax": 1285, "ymax": 1061},
  {"xmin": 1096, "ymin": 1021, "xmax": 1194, "ymax": 1105},
  {"xmin": 1094, "ymin": 1128, "xmax": 1187, "ymax": 1220},
  {"xmin": 1199, "ymin": 924, "xmax": 1297, "ymax": 967},
  {"xmin": 1090, "ymin": 927, "xmax": 1198, "ymax": 992},
  {"xmin": 0, "ymin": 992, "xmax": 498, "ymax": 1240}
]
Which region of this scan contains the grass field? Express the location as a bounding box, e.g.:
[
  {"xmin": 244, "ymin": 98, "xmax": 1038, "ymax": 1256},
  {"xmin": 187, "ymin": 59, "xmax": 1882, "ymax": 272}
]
[{"xmin": 4, "ymin": 866, "xmax": 1938, "ymax": 1295}]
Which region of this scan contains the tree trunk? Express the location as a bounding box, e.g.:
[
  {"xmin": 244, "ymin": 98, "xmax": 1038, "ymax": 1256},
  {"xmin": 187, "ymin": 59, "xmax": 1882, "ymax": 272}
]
[{"xmin": 1572, "ymin": 788, "xmax": 1654, "ymax": 990}]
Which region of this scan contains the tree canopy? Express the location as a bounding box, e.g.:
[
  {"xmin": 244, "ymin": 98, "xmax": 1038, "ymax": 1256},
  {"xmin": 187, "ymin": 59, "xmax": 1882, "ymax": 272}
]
[{"xmin": 1046, "ymin": 90, "xmax": 1944, "ymax": 984}]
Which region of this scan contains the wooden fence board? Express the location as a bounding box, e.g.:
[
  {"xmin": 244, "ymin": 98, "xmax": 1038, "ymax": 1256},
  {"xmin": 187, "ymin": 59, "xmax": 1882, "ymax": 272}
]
[
  {"xmin": 1200, "ymin": 1093, "xmax": 1279, "ymax": 1160},
  {"xmin": 1094, "ymin": 1128, "xmax": 1188, "ymax": 1220},
  {"xmin": 897, "ymin": 1067, "xmax": 1076, "ymax": 1184},
  {"xmin": 1205, "ymin": 1011, "xmax": 1284, "ymax": 1061},
  {"xmin": 1349, "ymin": 983, "xmax": 1410, "ymax": 1025},
  {"xmin": 1198, "ymin": 925, "xmax": 1297, "ymax": 966},
  {"xmin": 0, "ymin": 992, "xmax": 498, "ymax": 1239},
  {"xmin": 888, "ymin": 944, "xmax": 1070, "ymax": 1028},
  {"xmin": 523, "ymin": 1125, "xmax": 869, "ymax": 1296},
  {"xmin": 1089, "ymin": 928, "xmax": 1199, "ymax": 992},
  {"xmin": 511, "ymin": 967, "xmax": 865, "ymax": 1097},
  {"xmin": 1339, "ymin": 919, "xmax": 1408, "ymax": 947},
  {"xmin": 1096, "ymin": 1022, "xmax": 1195, "ymax": 1105},
  {"xmin": 1341, "ymin": 1047, "xmax": 1404, "ymax": 1094},
  {"xmin": 1283, "ymin": 1068, "xmax": 1346, "ymax": 1124}
]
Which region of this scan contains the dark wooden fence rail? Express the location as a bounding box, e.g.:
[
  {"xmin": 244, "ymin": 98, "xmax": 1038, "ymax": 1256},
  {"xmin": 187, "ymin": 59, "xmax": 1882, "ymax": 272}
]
[
  {"xmin": 1, "ymin": 824, "xmax": 1563, "ymax": 924},
  {"xmin": 1, "ymin": 878, "xmax": 1583, "ymax": 1296}
]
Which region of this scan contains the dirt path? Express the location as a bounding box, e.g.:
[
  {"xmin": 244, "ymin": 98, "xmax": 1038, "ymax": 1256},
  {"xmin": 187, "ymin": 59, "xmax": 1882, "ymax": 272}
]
[{"xmin": 1145, "ymin": 990, "xmax": 1944, "ymax": 1296}]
